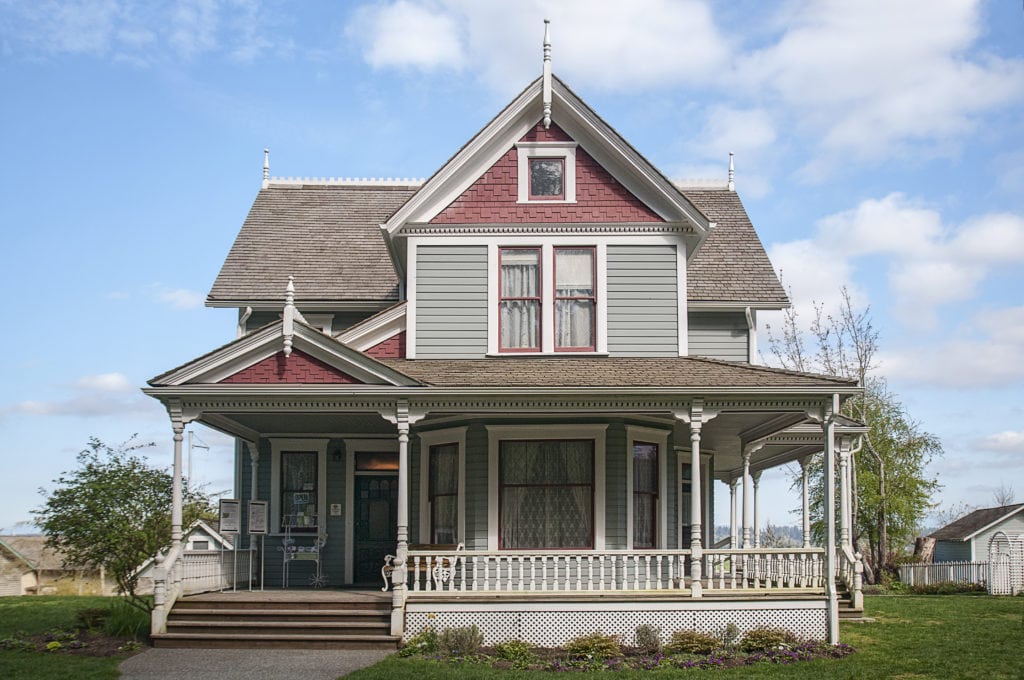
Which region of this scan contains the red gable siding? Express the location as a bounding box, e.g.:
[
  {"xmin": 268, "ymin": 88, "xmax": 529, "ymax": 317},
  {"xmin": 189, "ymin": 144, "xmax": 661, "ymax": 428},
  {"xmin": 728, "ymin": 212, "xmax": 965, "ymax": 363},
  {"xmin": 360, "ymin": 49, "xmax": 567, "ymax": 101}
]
[
  {"xmin": 364, "ymin": 331, "xmax": 406, "ymax": 359},
  {"xmin": 431, "ymin": 122, "xmax": 663, "ymax": 224},
  {"xmin": 221, "ymin": 350, "xmax": 362, "ymax": 384}
]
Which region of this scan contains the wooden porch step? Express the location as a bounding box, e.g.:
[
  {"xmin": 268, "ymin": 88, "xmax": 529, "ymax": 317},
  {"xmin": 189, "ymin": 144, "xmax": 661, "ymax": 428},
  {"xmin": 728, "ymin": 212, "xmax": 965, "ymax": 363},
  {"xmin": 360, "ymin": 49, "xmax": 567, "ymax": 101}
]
[
  {"xmin": 151, "ymin": 632, "xmax": 399, "ymax": 650},
  {"xmin": 168, "ymin": 607, "xmax": 390, "ymax": 621},
  {"xmin": 166, "ymin": 620, "xmax": 390, "ymax": 636}
]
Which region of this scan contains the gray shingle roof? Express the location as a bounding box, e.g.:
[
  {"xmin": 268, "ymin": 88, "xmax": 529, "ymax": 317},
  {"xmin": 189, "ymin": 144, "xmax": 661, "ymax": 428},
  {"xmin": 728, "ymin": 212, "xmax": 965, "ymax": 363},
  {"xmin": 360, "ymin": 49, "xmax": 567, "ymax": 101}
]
[
  {"xmin": 377, "ymin": 356, "xmax": 856, "ymax": 389},
  {"xmin": 683, "ymin": 190, "xmax": 789, "ymax": 306},
  {"xmin": 0, "ymin": 536, "xmax": 77, "ymax": 571},
  {"xmin": 208, "ymin": 185, "xmax": 417, "ymax": 305},
  {"xmin": 929, "ymin": 503, "xmax": 1024, "ymax": 541}
]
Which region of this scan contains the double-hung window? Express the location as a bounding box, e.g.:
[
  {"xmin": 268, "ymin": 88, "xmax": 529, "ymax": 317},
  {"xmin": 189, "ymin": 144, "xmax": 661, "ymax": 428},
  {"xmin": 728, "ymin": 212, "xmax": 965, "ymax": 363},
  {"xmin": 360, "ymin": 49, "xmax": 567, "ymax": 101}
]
[
  {"xmin": 428, "ymin": 443, "xmax": 459, "ymax": 544},
  {"xmin": 497, "ymin": 246, "xmax": 597, "ymax": 353},
  {"xmin": 632, "ymin": 442, "xmax": 658, "ymax": 549}
]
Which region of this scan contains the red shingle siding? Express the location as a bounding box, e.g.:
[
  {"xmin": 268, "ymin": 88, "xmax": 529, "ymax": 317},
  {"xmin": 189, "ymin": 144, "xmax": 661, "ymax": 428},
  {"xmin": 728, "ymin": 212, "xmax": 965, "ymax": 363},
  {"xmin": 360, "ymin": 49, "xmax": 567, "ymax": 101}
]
[
  {"xmin": 431, "ymin": 123, "xmax": 662, "ymax": 224},
  {"xmin": 365, "ymin": 331, "xmax": 406, "ymax": 359},
  {"xmin": 221, "ymin": 350, "xmax": 362, "ymax": 384}
]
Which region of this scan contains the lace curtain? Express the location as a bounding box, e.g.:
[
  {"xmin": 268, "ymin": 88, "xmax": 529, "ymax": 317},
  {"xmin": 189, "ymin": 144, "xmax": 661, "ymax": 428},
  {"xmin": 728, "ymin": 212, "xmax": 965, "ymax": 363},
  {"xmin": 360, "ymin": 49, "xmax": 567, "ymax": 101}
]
[
  {"xmin": 500, "ymin": 249, "xmax": 540, "ymax": 349},
  {"xmin": 633, "ymin": 443, "xmax": 658, "ymax": 548},
  {"xmin": 429, "ymin": 443, "xmax": 458, "ymax": 544},
  {"xmin": 499, "ymin": 440, "xmax": 593, "ymax": 549},
  {"xmin": 281, "ymin": 451, "xmax": 317, "ymax": 530},
  {"xmin": 555, "ymin": 248, "xmax": 594, "ymax": 348}
]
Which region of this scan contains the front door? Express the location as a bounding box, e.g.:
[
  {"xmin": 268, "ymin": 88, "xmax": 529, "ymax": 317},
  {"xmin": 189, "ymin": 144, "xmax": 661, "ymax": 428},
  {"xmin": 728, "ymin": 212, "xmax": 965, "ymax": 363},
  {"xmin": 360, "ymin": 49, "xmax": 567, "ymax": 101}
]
[{"xmin": 353, "ymin": 475, "xmax": 398, "ymax": 584}]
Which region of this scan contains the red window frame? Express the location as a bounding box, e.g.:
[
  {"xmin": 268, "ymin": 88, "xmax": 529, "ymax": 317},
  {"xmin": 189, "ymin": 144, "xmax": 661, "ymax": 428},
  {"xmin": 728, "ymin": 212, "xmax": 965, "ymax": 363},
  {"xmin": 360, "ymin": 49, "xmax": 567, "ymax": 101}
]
[
  {"xmin": 528, "ymin": 157, "xmax": 565, "ymax": 200},
  {"xmin": 553, "ymin": 246, "xmax": 596, "ymax": 352},
  {"xmin": 632, "ymin": 441, "xmax": 659, "ymax": 549},
  {"xmin": 498, "ymin": 246, "xmax": 542, "ymax": 352},
  {"xmin": 498, "ymin": 439, "xmax": 595, "ymax": 550}
]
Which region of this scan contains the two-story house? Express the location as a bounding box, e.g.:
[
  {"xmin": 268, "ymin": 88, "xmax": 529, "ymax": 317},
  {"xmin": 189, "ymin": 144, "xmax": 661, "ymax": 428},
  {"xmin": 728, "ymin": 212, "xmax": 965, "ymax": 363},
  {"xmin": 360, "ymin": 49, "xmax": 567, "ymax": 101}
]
[{"xmin": 144, "ymin": 38, "xmax": 864, "ymax": 648}]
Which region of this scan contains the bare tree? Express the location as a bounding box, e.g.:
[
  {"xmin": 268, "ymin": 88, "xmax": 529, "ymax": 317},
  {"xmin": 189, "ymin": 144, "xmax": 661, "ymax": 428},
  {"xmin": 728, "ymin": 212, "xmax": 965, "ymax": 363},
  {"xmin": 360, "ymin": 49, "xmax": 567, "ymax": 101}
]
[{"xmin": 992, "ymin": 483, "xmax": 1016, "ymax": 507}]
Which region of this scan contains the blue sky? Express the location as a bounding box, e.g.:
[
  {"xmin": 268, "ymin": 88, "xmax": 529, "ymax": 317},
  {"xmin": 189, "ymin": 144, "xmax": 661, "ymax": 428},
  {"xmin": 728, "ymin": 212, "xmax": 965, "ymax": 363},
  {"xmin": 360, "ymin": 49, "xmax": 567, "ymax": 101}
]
[{"xmin": 1, "ymin": 0, "xmax": 1022, "ymax": 533}]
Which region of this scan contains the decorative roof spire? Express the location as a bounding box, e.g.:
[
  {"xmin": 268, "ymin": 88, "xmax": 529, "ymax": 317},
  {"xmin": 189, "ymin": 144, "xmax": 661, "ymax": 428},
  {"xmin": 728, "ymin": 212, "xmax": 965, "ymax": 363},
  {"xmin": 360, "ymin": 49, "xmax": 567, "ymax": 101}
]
[
  {"xmin": 262, "ymin": 148, "xmax": 270, "ymax": 189},
  {"xmin": 542, "ymin": 19, "xmax": 552, "ymax": 129},
  {"xmin": 727, "ymin": 152, "xmax": 735, "ymax": 192}
]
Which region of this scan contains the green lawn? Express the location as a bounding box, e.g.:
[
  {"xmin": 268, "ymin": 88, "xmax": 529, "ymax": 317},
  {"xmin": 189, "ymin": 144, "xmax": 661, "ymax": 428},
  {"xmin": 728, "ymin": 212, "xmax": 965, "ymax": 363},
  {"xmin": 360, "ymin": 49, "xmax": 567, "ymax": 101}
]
[
  {"xmin": 0, "ymin": 596, "xmax": 127, "ymax": 680},
  {"xmin": 347, "ymin": 595, "xmax": 1024, "ymax": 679}
]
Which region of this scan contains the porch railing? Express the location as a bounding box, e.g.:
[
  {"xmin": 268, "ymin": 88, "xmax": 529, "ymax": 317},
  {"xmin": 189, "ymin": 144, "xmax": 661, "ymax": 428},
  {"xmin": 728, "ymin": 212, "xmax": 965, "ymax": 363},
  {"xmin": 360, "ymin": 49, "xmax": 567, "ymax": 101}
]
[
  {"xmin": 836, "ymin": 547, "xmax": 864, "ymax": 608},
  {"xmin": 403, "ymin": 548, "xmax": 829, "ymax": 595},
  {"xmin": 702, "ymin": 548, "xmax": 826, "ymax": 592},
  {"xmin": 406, "ymin": 549, "xmax": 691, "ymax": 593},
  {"xmin": 151, "ymin": 548, "xmax": 252, "ymax": 634}
]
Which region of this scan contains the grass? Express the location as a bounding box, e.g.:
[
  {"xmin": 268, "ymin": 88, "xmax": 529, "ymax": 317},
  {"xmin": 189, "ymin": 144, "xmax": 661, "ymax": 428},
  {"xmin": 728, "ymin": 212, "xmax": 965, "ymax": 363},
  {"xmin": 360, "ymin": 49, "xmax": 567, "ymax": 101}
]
[
  {"xmin": 347, "ymin": 594, "xmax": 1024, "ymax": 679},
  {"xmin": 0, "ymin": 596, "xmax": 137, "ymax": 680}
]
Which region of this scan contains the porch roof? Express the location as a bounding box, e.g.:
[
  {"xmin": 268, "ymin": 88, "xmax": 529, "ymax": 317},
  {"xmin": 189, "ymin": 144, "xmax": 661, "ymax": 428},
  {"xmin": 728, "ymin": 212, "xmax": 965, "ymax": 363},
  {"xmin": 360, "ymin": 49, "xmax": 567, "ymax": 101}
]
[{"xmin": 376, "ymin": 356, "xmax": 856, "ymax": 390}]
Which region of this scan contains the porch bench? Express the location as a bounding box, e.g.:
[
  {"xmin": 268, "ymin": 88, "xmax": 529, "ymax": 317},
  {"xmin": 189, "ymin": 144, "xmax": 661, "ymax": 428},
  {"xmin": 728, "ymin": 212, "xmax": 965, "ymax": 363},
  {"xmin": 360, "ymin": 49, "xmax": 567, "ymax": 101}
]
[{"xmin": 382, "ymin": 543, "xmax": 465, "ymax": 591}]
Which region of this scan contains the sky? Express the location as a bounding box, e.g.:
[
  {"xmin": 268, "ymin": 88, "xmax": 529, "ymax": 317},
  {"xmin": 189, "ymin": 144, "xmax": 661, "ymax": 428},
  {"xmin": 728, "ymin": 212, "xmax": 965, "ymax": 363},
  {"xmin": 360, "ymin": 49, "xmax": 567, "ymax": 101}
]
[{"xmin": 1, "ymin": 0, "xmax": 1022, "ymax": 535}]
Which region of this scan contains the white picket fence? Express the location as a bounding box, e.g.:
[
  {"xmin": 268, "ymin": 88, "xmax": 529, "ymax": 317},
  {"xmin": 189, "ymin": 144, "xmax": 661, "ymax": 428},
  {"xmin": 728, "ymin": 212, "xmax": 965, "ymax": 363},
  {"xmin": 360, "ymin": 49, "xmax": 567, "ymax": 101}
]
[{"xmin": 897, "ymin": 561, "xmax": 987, "ymax": 587}]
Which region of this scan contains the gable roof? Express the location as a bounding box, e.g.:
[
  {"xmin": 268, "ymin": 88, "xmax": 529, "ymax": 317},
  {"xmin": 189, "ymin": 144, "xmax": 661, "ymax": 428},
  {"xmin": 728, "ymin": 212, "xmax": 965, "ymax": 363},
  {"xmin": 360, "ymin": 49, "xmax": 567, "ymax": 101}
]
[
  {"xmin": 930, "ymin": 503, "xmax": 1024, "ymax": 541},
  {"xmin": 683, "ymin": 189, "xmax": 789, "ymax": 307},
  {"xmin": 0, "ymin": 536, "xmax": 80, "ymax": 571},
  {"xmin": 208, "ymin": 184, "xmax": 417, "ymax": 308}
]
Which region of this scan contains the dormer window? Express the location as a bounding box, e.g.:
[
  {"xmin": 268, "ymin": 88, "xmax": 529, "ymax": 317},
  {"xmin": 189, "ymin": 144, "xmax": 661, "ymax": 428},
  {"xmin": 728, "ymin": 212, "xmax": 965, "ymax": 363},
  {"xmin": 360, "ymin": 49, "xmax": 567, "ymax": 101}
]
[{"xmin": 517, "ymin": 142, "xmax": 576, "ymax": 203}]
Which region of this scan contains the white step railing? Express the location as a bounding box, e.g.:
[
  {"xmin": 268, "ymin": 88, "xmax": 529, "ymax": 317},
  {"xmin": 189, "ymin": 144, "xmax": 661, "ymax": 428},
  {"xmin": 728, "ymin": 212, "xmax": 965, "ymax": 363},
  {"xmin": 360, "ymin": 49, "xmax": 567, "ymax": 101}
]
[
  {"xmin": 151, "ymin": 548, "xmax": 252, "ymax": 635},
  {"xmin": 405, "ymin": 550, "xmax": 691, "ymax": 593},
  {"xmin": 702, "ymin": 548, "xmax": 826, "ymax": 592}
]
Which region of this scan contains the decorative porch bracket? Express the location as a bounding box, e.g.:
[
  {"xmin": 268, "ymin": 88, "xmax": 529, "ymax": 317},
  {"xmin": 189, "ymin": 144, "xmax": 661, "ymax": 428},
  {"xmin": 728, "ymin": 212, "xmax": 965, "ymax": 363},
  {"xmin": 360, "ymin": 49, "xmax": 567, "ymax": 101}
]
[
  {"xmin": 674, "ymin": 399, "xmax": 718, "ymax": 598},
  {"xmin": 379, "ymin": 400, "xmax": 427, "ymax": 636}
]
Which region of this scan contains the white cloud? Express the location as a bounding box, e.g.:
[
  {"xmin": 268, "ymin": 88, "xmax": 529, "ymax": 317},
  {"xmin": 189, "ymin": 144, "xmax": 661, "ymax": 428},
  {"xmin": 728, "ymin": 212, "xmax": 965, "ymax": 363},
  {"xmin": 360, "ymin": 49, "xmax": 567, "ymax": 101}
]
[
  {"xmin": 349, "ymin": 1, "xmax": 464, "ymax": 72},
  {"xmin": 974, "ymin": 430, "xmax": 1024, "ymax": 454},
  {"xmin": 74, "ymin": 372, "xmax": 133, "ymax": 392},
  {"xmin": 153, "ymin": 286, "xmax": 205, "ymax": 310}
]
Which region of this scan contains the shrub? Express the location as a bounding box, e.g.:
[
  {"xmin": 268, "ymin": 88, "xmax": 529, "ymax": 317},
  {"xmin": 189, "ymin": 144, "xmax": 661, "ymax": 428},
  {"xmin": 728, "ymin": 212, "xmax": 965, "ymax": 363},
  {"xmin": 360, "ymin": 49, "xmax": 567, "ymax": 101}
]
[
  {"xmin": 438, "ymin": 625, "xmax": 484, "ymax": 656},
  {"xmin": 740, "ymin": 627, "xmax": 799, "ymax": 653},
  {"xmin": 665, "ymin": 629, "xmax": 719, "ymax": 655},
  {"xmin": 493, "ymin": 639, "xmax": 537, "ymax": 667},
  {"xmin": 104, "ymin": 599, "xmax": 150, "ymax": 639},
  {"xmin": 719, "ymin": 622, "xmax": 741, "ymax": 649},
  {"xmin": 634, "ymin": 624, "xmax": 662, "ymax": 654},
  {"xmin": 563, "ymin": 631, "xmax": 622, "ymax": 659},
  {"xmin": 76, "ymin": 607, "xmax": 109, "ymax": 631},
  {"xmin": 908, "ymin": 581, "xmax": 986, "ymax": 595},
  {"xmin": 399, "ymin": 626, "xmax": 438, "ymax": 657}
]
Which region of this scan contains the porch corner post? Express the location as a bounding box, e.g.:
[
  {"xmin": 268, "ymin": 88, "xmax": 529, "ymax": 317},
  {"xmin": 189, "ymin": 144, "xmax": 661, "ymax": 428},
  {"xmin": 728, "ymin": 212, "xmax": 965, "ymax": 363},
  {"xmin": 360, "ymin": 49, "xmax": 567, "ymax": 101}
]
[
  {"xmin": 838, "ymin": 439, "xmax": 852, "ymax": 552},
  {"xmin": 729, "ymin": 477, "xmax": 738, "ymax": 549},
  {"xmin": 741, "ymin": 451, "xmax": 752, "ymax": 549},
  {"xmin": 392, "ymin": 406, "xmax": 411, "ymax": 637},
  {"xmin": 169, "ymin": 404, "xmax": 185, "ymax": 551},
  {"xmin": 752, "ymin": 470, "xmax": 762, "ymax": 549},
  {"xmin": 800, "ymin": 456, "xmax": 812, "ymax": 548},
  {"xmin": 689, "ymin": 416, "xmax": 703, "ymax": 598},
  {"xmin": 824, "ymin": 395, "xmax": 840, "ymax": 645}
]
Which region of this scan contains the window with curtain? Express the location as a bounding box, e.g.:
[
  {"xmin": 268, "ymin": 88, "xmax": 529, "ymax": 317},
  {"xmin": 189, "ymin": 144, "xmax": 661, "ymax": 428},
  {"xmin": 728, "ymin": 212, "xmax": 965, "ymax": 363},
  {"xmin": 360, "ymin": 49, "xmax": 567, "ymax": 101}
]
[
  {"xmin": 633, "ymin": 442, "xmax": 658, "ymax": 548},
  {"xmin": 499, "ymin": 247, "xmax": 541, "ymax": 351},
  {"xmin": 499, "ymin": 439, "xmax": 593, "ymax": 549},
  {"xmin": 429, "ymin": 443, "xmax": 458, "ymax": 544},
  {"xmin": 554, "ymin": 247, "xmax": 595, "ymax": 350},
  {"xmin": 680, "ymin": 466, "xmax": 692, "ymax": 549},
  {"xmin": 281, "ymin": 451, "xmax": 318, "ymax": 532}
]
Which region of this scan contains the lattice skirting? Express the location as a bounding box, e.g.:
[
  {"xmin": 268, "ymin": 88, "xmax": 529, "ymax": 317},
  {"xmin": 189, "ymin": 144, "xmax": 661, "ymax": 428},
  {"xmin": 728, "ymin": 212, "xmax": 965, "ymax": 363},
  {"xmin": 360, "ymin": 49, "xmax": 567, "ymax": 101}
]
[{"xmin": 404, "ymin": 599, "xmax": 827, "ymax": 646}]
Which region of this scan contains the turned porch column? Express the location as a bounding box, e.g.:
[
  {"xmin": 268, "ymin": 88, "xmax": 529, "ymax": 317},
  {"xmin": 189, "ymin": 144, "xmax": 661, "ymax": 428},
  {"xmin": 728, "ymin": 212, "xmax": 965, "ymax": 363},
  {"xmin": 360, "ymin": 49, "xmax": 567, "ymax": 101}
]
[
  {"xmin": 169, "ymin": 404, "xmax": 185, "ymax": 551},
  {"xmin": 247, "ymin": 442, "xmax": 260, "ymax": 550},
  {"xmin": 729, "ymin": 477, "xmax": 739, "ymax": 549},
  {"xmin": 839, "ymin": 438, "xmax": 852, "ymax": 552},
  {"xmin": 752, "ymin": 470, "xmax": 762, "ymax": 548},
  {"xmin": 800, "ymin": 456, "xmax": 812, "ymax": 548},
  {"xmin": 741, "ymin": 451, "xmax": 752, "ymax": 548},
  {"xmin": 676, "ymin": 400, "xmax": 717, "ymax": 598},
  {"xmin": 823, "ymin": 395, "xmax": 840, "ymax": 645}
]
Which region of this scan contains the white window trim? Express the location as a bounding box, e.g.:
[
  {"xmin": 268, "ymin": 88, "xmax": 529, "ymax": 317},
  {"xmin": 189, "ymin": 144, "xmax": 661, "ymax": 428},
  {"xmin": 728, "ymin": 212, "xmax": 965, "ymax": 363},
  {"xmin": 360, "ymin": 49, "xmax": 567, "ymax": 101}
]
[
  {"xmin": 626, "ymin": 426, "xmax": 669, "ymax": 550},
  {"xmin": 487, "ymin": 424, "xmax": 607, "ymax": 551},
  {"xmin": 269, "ymin": 438, "xmax": 329, "ymax": 537},
  {"xmin": 343, "ymin": 438, "xmax": 399, "ymax": 584},
  {"xmin": 417, "ymin": 427, "xmax": 467, "ymax": 545},
  {"xmin": 488, "ymin": 242, "xmax": 608, "ymax": 355},
  {"xmin": 516, "ymin": 142, "xmax": 578, "ymax": 203}
]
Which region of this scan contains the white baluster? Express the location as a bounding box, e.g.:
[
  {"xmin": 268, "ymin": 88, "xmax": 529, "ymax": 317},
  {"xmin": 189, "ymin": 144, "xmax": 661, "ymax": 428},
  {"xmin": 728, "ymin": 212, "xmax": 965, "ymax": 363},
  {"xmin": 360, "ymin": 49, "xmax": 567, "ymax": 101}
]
[
  {"xmin": 599, "ymin": 554, "xmax": 606, "ymax": 591},
  {"xmin": 575, "ymin": 555, "xmax": 582, "ymax": 591}
]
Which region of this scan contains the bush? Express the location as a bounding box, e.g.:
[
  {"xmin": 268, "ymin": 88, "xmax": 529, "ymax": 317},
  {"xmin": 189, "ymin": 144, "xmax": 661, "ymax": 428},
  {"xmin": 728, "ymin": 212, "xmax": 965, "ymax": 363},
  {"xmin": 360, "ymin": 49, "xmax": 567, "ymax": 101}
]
[
  {"xmin": 75, "ymin": 607, "xmax": 109, "ymax": 631},
  {"xmin": 908, "ymin": 581, "xmax": 986, "ymax": 595},
  {"xmin": 104, "ymin": 599, "xmax": 150, "ymax": 639},
  {"xmin": 634, "ymin": 624, "xmax": 662, "ymax": 654},
  {"xmin": 399, "ymin": 626, "xmax": 438, "ymax": 657},
  {"xmin": 740, "ymin": 627, "xmax": 799, "ymax": 653},
  {"xmin": 438, "ymin": 625, "xmax": 484, "ymax": 656},
  {"xmin": 563, "ymin": 631, "xmax": 622, "ymax": 659},
  {"xmin": 493, "ymin": 639, "xmax": 537, "ymax": 668},
  {"xmin": 665, "ymin": 629, "xmax": 719, "ymax": 655}
]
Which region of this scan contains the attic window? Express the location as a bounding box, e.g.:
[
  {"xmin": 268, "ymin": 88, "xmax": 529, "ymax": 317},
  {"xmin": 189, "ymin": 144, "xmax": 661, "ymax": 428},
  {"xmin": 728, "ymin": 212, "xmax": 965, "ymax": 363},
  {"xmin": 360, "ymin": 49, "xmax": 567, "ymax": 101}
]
[
  {"xmin": 517, "ymin": 142, "xmax": 576, "ymax": 203},
  {"xmin": 529, "ymin": 158, "xmax": 564, "ymax": 199}
]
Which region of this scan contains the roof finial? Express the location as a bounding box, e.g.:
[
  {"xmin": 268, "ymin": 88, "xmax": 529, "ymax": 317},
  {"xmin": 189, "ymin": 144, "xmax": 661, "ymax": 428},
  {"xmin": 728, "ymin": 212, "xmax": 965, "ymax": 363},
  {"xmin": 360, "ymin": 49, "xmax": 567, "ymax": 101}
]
[
  {"xmin": 283, "ymin": 276, "xmax": 295, "ymax": 357},
  {"xmin": 542, "ymin": 19, "xmax": 552, "ymax": 129},
  {"xmin": 262, "ymin": 148, "xmax": 270, "ymax": 189},
  {"xmin": 727, "ymin": 152, "xmax": 735, "ymax": 192}
]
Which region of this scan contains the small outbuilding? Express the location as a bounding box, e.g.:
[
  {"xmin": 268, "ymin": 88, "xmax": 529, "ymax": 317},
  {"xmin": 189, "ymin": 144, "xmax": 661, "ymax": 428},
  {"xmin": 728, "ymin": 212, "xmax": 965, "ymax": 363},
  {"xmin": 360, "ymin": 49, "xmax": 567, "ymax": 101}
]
[
  {"xmin": 930, "ymin": 503, "xmax": 1024, "ymax": 563},
  {"xmin": 0, "ymin": 535, "xmax": 115, "ymax": 596}
]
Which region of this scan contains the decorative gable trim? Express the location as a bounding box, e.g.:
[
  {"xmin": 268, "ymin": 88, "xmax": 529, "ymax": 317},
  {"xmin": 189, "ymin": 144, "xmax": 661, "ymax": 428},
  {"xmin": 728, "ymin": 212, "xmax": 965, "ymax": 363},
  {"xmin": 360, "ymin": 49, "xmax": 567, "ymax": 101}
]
[
  {"xmin": 336, "ymin": 302, "xmax": 407, "ymax": 352},
  {"xmin": 221, "ymin": 349, "xmax": 363, "ymax": 384},
  {"xmin": 149, "ymin": 319, "xmax": 419, "ymax": 387}
]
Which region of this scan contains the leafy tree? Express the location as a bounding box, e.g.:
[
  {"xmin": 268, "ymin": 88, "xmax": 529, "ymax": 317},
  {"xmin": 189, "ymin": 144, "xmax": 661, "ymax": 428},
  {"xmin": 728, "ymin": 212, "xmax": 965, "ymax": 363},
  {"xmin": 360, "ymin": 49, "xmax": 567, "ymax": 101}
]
[
  {"xmin": 34, "ymin": 435, "xmax": 213, "ymax": 612},
  {"xmin": 766, "ymin": 287, "xmax": 942, "ymax": 579}
]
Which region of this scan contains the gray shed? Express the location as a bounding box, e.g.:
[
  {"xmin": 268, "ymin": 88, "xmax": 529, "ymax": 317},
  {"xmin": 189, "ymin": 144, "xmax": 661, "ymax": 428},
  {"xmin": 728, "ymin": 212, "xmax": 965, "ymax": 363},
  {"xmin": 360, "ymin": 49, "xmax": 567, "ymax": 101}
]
[{"xmin": 930, "ymin": 503, "xmax": 1024, "ymax": 563}]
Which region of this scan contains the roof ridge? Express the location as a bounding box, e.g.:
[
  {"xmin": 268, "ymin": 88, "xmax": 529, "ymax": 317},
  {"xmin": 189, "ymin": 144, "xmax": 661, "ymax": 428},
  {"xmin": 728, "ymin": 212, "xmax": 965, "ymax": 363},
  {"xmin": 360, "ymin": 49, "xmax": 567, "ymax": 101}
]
[
  {"xmin": 684, "ymin": 355, "xmax": 859, "ymax": 386},
  {"xmin": 267, "ymin": 177, "xmax": 424, "ymax": 187}
]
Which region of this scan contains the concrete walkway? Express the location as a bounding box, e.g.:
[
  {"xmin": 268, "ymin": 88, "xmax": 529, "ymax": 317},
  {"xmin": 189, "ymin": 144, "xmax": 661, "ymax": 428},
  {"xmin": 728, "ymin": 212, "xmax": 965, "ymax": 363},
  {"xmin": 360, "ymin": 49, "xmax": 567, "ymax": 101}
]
[{"xmin": 119, "ymin": 648, "xmax": 391, "ymax": 679}]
